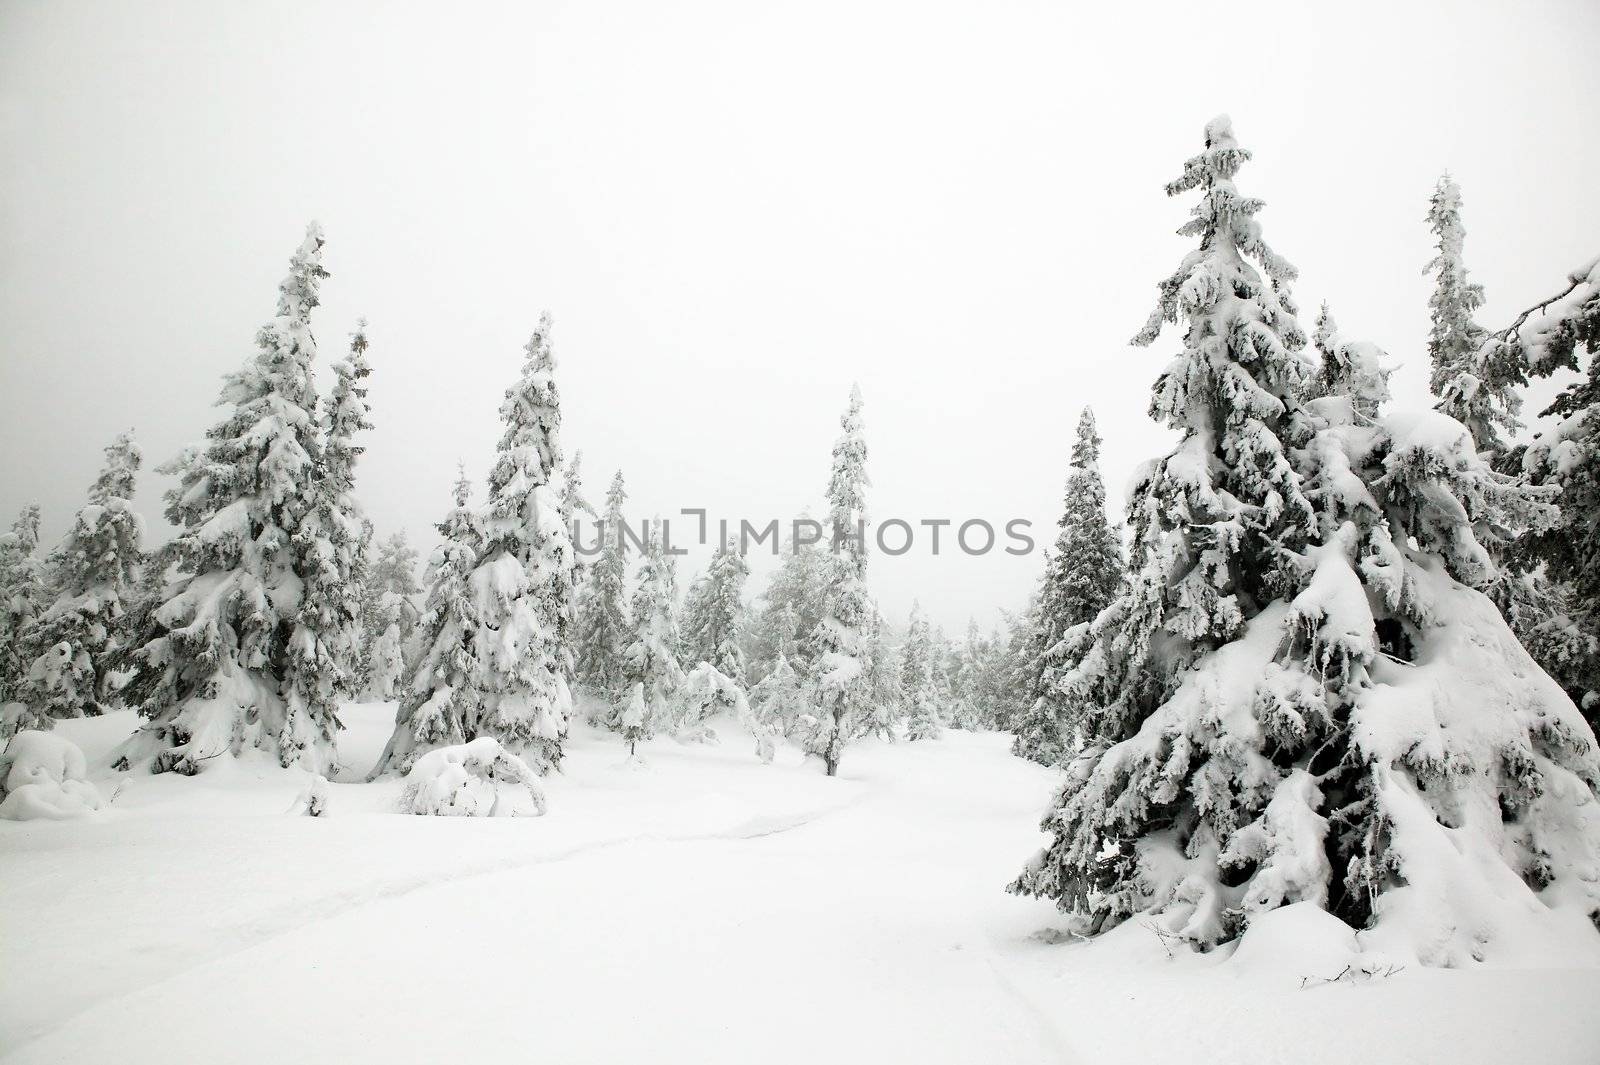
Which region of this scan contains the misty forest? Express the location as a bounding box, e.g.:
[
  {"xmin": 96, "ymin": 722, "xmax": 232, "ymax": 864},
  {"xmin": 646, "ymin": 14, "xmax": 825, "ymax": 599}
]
[{"xmin": 4, "ymin": 12, "xmax": 1600, "ymax": 1065}]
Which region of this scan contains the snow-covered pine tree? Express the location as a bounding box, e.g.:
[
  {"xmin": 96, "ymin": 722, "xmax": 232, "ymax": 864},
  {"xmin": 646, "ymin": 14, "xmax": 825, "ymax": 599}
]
[
  {"xmin": 861, "ymin": 613, "xmax": 904, "ymax": 739},
  {"xmin": 931, "ymin": 624, "xmax": 959, "ymax": 721},
  {"xmin": 1012, "ymin": 407, "xmax": 1124, "ymax": 764},
  {"xmin": 1311, "ymin": 304, "xmax": 1390, "ymax": 418},
  {"xmin": 1509, "ymin": 256, "xmax": 1600, "ymax": 725},
  {"xmin": 371, "ymin": 467, "xmax": 483, "ymax": 776},
  {"xmin": 1417, "ymin": 186, "xmax": 1575, "ymax": 695},
  {"xmin": 20, "ymin": 432, "xmax": 145, "ymax": 728},
  {"xmin": 0, "ymin": 504, "xmax": 46, "ymax": 724},
  {"xmin": 1012, "ymin": 112, "xmax": 1322, "ymax": 936},
  {"xmin": 803, "ymin": 386, "xmax": 873, "ymax": 775},
  {"xmin": 900, "ymin": 602, "xmax": 941, "ymax": 742},
  {"xmin": 619, "ymin": 681, "xmax": 649, "ymax": 757},
  {"xmin": 561, "ymin": 450, "xmax": 596, "ymax": 523},
  {"xmin": 624, "ymin": 518, "xmax": 684, "ymax": 737},
  {"xmin": 936, "ymin": 624, "xmax": 976, "ymax": 730},
  {"xmin": 683, "ymin": 539, "xmax": 750, "ymax": 683},
  {"xmin": 574, "ymin": 469, "xmax": 632, "ymax": 710},
  {"xmin": 974, "ymin": 623, "xmax": 1014, "ymax": 728},
  {"xmin": 751, "ymin": 520, "xmax": 829, "ymax": 680},
  {"xmin": 948, "ymin": 620, "xmax": 994, "ymax": 729},
  {"xmin": 751, "ymin": 652, "xmax": 806, "ymax": 736},
  {"xmin": 1011, "ymin": 118, "xmax": 1600, "ymax": 964},
  {"xmin": 470, "ymin": 313, "xmax": 577, "ymax": 773},
  {"xmin": 283, "ymin": 321, "xmax": 374, "ymax": 747},
  {"xmin": 678, "ymin": 572, "xmax": 712, "ymax": 667},
  {"xmin": 559, "ymin": 449, "xmax": 596, "ymax": 607},
  {"xmin": 1424, "ymin": 174, "xmax": 1525, "ymax": 456},
  {"xmin": 361, "ymin": 531, "xmax": 423, "ymax": 700},
  {"xmin": 118, "ymin": 223, "xmax": 338, "ymax": 775}
]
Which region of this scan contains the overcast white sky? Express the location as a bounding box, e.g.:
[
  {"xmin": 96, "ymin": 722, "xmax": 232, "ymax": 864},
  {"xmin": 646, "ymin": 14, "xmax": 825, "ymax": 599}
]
[{"xmin": 3, "ymin": 0, "xmax": 1598, "ymax": 633}]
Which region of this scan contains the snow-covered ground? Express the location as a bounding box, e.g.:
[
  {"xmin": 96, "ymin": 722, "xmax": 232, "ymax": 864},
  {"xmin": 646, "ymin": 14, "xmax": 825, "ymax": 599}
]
[{"xmin": 3, "ymin": 705, "xmax": 1598, "ymax": 1064}]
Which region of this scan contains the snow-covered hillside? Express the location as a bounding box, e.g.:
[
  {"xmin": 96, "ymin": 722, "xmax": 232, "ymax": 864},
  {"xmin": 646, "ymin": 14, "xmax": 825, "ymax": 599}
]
[{"xmin": 3, "ymin": 706, "xmax": 1597, "ymax": 1065}]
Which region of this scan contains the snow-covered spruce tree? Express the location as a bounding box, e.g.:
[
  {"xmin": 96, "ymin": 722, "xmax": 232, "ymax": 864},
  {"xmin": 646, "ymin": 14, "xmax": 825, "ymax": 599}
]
[
  {"xmin": 1012, "ymin": 407, "xmax": 1123, "ymax": 764},
  {"xmin": 1011, "ymin": 118, "xmax": 1600, "ymax": 963},
  {"xmin": 992, "ymin": 601, "xmax": 1040, "ymax": 733},
  {"xmin": 574, "ymin": 470, "xmax": 632, "ymax": 712},
  {"xmin": 20, "ymin": 432, "xmax": 145, "ymax": 727},
  {"xmin": 371, "ymin": 468, "xmax": 482, "ymax": 776},
  {"xmin": 683, "ymin": 539, "xmax": 750, "ymax": 684},
  {"xmin": 619, "ymin": 681, "xmax": 649, "ymax": 758},
  {"xmin": 623, "ymin": 519, "xmax": 685, "ymax": 738},
  {"xmin": 678, "ymin": 572, "xmax": 712, "ymax": 667},
  {"xmin": 802, "ymin": 386, "xmax": 873, "ymax": 776},
  {"xmin": 558, "ymin": 449, "xmax": 596, "ymax": 601},
  {"xmin": 974, "ymin": 623, "xmax": 1015, "ymax": 728},
  {"xmin": 751, "ymin": 520, "xmax": 830, "ymax": 679},
  {"xmin": 0, "ymin": 505, "xmax": 46, "ymax": 723},
  {"xmin": 1326, "ymin": 298, "xmax": 1577, "ymax": 695},
  {"xmin": 949, "ymin": 620, "xmax": 996, "ymax": 729},
  {"xmin": 360, "ymin": 531, "xmax": 423, "ymax": 700},
  {"xmin": 1424, "ymin": 174, "xmax": 1524, "ymax": 456},
  {"xmin": 861, "ymin": 614, "xmax": 904, "ymax": 740},
  {"xmin": 560, "ymin": 450, "xmax": 597, "ymax": 524},
  {"xmin": 1012, "ymin": 114, "xmax": 1323, "ymax": 937},
  {"xmin": 900, "ymin": 602, "xmax": 941, "ymax": 742},
  {"xmin": 751, "ymin": 652, "xmax": 806, "ymax": 736},
  {"xmin": 470, "ymin": 313, "xmax": 577, "ymax": 773},
  {"xmin": 752, "ymin": 600, "xmax": 801, "ymax": 682},
  {"xmin": 283, "ymin": 321, "xmax": 374, "ymax": 745},
  {"xmin": 118, "ymin": 224, "xmax": 338, "ymax": 775},
  {"xmin": 1418, "ymin": 184, "xmax": 1577, "ymax": 694},
  {"xmin": 1511, "ymin": 257, "xmax": 1600, "ymax": 724}
]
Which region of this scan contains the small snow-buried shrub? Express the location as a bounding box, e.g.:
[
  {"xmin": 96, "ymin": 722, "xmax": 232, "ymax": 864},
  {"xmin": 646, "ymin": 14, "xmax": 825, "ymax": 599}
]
[
  {"xmin": 400, "ymin": 737, "xmax": 548, "ymax": 817},
  {"xmin": 289, "ymin": 774, "xmax": 330, "ymax": 817},
  {"xmin": 0, "ymin": 730, "xmax": 105, "ymax": 821}
]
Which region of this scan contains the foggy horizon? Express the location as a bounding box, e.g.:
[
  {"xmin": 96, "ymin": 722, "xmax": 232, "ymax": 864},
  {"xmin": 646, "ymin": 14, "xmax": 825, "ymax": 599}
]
[{"xmin": 5, "ymin": 0, "xmax": 1599, "ymax": 632}]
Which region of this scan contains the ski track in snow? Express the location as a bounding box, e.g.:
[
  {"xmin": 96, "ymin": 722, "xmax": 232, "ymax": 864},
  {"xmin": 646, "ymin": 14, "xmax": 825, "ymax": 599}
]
[
  {"xmin": 19, "ymin": 720, "xmax": 1595, "ymax": 1064},
  {"xmin": 5, "ymin": 790, "xmax": 869, "ymax": 1056}
]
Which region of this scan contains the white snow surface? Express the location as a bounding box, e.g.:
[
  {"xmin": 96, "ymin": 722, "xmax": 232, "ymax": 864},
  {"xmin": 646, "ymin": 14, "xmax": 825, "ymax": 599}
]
[{"xmin": 2, "ymin": 706, "xmax": 1598, "ymax": 1064}]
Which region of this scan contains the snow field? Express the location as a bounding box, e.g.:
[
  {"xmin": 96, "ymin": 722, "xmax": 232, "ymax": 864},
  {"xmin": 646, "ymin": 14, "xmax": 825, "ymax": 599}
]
[{"xmin": 2, "ymin": 705, "xmax": 1598, "ymax": 1064}]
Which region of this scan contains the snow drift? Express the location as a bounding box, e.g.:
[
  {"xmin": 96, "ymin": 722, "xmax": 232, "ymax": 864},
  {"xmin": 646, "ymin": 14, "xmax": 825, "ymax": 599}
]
[{"xmin": 0, "ymin": 730, "xmax": 105, "ymax": 820}]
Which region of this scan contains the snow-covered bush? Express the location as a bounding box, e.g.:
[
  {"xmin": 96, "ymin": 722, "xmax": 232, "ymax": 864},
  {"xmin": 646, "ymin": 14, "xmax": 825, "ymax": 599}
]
[
  {"xmin": 289, "ymin": 774, "xmax": 330, "ymax": 817},
  {"xmin": 0, "ymin": 730, "xmax": 104, "ymax": 820},
  {"xmin": 400, "ymin": 737, "xmax": 547, "ymax": 817}
]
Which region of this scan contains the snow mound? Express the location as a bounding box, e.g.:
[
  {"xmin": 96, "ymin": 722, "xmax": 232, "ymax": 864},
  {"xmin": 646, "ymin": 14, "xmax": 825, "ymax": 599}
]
[
  {"xmin": 0, "ymin": 730, "xmax": 105, "ymax": 821},
  {"xmin": 1227, "ymin": 902, "xmax": 1362, "ymax": 978},
  {"xmin": 400, "ymin": 737, "xmax": 548, "ymax": 817}
]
